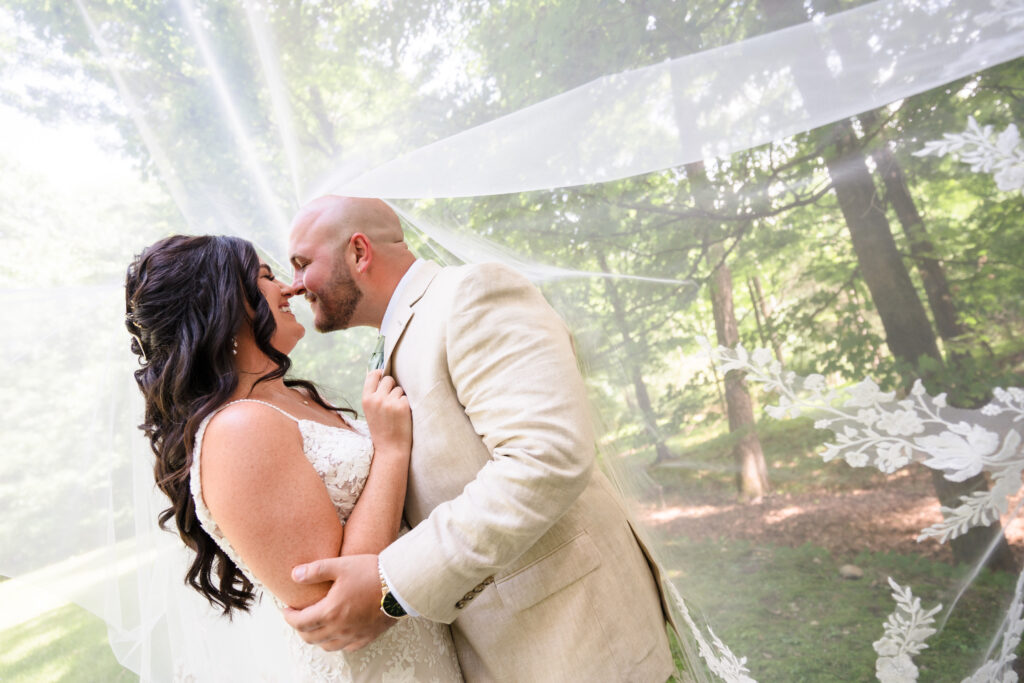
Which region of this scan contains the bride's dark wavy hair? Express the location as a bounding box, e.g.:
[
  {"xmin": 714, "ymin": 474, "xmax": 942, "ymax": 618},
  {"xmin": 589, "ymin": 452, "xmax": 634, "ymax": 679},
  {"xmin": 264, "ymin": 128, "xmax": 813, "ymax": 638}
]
[{"xmin": 124, "ymin": 234, "xmax": 345, "ymax": 615}]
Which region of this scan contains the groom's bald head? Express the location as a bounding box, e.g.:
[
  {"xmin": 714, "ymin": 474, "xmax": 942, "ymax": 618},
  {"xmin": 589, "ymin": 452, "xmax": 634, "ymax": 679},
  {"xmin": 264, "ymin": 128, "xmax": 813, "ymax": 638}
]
[
  {"xmin": 287, "ymin": 196, "xmax": 415, "ymax": 330},
  {"xmin": 292, "ymin": 196, "xmax": 404, "ymax": 250}
]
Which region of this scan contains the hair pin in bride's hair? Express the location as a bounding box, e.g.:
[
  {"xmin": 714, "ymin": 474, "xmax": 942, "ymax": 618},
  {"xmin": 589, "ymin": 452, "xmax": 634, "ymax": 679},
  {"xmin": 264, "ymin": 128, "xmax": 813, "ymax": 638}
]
[{"xmin": 126, "ymin": 314, "xmax": 149, "ymax": 362}]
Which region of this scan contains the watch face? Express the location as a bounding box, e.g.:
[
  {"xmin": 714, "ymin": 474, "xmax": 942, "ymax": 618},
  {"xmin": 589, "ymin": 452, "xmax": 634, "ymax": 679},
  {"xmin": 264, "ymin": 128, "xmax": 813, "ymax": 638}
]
[{"xmin": 382, "ymin": 592, "xmax": 407, "ymax": 618}]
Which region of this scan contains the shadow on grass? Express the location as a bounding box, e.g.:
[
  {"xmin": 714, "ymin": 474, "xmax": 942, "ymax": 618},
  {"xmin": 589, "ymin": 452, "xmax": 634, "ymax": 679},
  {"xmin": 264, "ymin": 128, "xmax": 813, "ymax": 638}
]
[{"xmin": 0, "ymin": 602, "xmax": 135, "ymax": 683}]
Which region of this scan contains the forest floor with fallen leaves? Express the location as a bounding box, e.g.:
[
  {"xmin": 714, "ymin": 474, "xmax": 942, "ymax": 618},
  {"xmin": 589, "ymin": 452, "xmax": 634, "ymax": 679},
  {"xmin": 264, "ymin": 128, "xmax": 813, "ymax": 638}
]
[{"xmin": 640, "ymin": 464, "xmax": 1024, "ymax": 563}]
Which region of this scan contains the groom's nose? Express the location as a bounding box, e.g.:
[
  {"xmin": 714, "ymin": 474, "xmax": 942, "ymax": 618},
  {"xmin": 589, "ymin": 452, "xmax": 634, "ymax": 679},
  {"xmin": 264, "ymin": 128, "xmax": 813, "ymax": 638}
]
[{"xmin": 283, "ymin": 276, "xmax": 306, "ymax": 298}]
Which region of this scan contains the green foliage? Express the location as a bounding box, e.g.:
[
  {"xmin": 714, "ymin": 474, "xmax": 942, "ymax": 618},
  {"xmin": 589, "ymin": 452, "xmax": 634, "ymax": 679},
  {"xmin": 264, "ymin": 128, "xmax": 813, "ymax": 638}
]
[{"xmin": 4, "ymin": 1, "xmax": 1021, "ymax": 465}]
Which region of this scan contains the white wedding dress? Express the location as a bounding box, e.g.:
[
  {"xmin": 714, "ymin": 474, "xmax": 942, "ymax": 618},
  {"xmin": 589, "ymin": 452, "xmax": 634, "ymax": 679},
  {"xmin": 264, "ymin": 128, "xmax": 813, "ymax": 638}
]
[{"xmin": 189, "ymin": 399, "xmax": 463, "ymax": 682}]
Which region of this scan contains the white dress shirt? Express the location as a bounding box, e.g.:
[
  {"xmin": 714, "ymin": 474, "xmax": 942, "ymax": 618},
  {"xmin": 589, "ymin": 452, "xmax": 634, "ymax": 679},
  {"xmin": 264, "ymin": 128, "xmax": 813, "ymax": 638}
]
[{"xmin": 379, "ymin": 259, "xmax": 425, "ymax": 336}]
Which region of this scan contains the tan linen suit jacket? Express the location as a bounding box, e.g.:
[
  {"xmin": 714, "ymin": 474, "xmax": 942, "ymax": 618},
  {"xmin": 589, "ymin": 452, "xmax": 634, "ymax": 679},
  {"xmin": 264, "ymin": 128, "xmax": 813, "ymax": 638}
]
[{"xmin": 377, "ymin": 261, "xmax": 674, "ymax": 682}]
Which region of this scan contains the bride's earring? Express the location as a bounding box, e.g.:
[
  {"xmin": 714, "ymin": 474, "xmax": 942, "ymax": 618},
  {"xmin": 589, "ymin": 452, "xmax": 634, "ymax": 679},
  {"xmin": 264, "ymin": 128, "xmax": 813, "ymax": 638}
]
[{"xmin": 231, "ymin": 336, "xmax": 238, "ymax": 355}]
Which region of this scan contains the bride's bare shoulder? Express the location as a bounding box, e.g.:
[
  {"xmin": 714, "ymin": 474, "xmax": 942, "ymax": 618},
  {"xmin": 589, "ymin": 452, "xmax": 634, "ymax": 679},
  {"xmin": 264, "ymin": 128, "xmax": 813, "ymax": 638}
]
[
  {"xmin": 207, "ymin": 399, "xmax": 299, "ymax": 431},
  {"xmin": 199, "ymin": 401, "xmax": 301, "ymax": 472}
]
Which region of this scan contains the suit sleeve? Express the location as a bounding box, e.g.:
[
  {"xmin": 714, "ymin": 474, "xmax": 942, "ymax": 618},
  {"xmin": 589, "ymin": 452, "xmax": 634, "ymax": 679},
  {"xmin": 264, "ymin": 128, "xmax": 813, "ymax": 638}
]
[{"xmin": 378, "ymin": 263, "xmax": 596, "ymax": 623}]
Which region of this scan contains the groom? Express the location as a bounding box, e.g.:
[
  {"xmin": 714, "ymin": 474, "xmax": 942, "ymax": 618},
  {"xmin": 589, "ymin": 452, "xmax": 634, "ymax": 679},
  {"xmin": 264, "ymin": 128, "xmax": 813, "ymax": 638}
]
[{"xmin": 283, "ymin": 196, "xmax": 674, "ymax": 681}]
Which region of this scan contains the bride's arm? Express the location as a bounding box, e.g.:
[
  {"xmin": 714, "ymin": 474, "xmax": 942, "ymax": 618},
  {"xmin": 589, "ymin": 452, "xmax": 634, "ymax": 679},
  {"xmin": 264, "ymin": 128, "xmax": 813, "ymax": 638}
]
[
  {"xmin": 338, "ymin": 370, "xmax": 412, "ymax": 555},
  {"xmin": 199, "ymin": 404, "xmax": 342, "ymax": 609},
  {"xmin": 199, "ymin": 373, "xmax": 410, "ymax": 609}
]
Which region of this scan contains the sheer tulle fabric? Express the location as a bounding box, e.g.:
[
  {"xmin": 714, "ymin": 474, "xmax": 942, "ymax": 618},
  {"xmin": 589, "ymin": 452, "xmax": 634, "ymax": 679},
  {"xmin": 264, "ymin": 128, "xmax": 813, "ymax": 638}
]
[{"xmin": 1, "ymin": 0, "xmax": 1023, "ymax": 680}]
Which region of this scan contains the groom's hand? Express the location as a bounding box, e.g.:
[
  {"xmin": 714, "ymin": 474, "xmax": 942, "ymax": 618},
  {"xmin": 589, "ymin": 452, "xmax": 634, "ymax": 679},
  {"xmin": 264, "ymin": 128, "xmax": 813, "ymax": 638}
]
[{"xmin": 282, "ymin": 554, "xmax": 395, "ymax": 652}]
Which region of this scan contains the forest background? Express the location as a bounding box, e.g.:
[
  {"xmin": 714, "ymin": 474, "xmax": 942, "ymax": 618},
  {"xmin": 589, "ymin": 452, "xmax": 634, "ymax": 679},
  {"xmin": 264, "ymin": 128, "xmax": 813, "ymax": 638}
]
[{"xmin": 0, "ymin": 0, "xmax": 1022, "ymax": 681}]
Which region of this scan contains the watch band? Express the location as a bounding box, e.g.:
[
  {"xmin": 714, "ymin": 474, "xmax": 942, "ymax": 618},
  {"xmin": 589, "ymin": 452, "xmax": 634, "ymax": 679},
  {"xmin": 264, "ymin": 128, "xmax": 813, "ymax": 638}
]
[{"xmin": 378, "ymin": 560, "xmax": 408, "ymax": 619}]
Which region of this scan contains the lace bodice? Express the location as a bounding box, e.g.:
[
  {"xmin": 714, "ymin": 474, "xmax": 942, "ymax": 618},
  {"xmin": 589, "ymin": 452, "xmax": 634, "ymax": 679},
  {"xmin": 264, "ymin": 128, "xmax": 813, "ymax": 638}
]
[{"xmin": 189, "ymin": 399, "xmax": 461, "ymax": 683}]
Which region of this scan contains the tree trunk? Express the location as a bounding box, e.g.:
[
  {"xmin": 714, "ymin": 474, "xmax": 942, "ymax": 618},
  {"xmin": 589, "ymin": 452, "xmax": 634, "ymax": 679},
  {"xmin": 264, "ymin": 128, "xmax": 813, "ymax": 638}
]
[
  {"xmin": 859, "ymin": 112, "xmax": 994, "ymax": 408},
  {"xmin": 666, "ymin": 38, "xmax": 767, "ymax": 490},
  {"xmin": 748, "ymin": 273, "xmax": 784, "ymax": 364},
  {"xmin": 824, "ymin": 121, "xmax": 942, "ymax": 366},
  {"xmin": 687, "ymin": 160, "xmax": 771, "ymax": 501},
  {"xmin": 709, "ymin": 242, "xmax": 771, "ymax": 502},
  {"xmin": 748, "ymin": 277, "xmax": 768, "ymax": 348},
  {"xmin": 595, "ymin": 253, "xmax": 675, "ymax": 464},
  {"xmin": 859, "ymin": 110, "xmax": 967, "ymax": 344}
]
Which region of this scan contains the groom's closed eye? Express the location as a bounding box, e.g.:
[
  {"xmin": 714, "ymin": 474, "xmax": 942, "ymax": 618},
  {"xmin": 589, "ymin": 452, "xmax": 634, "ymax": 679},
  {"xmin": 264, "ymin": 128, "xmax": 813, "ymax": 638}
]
[{"xmin": 288, "ymin": 259, "xmax": 309, "ymax": 290}]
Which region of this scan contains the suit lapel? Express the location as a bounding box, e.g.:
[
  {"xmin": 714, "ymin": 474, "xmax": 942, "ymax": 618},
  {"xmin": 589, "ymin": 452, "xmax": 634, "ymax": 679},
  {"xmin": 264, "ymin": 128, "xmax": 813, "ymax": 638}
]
[{"xmin": 380, "ymin": 261, "xmax": 442, "ymax": 375}]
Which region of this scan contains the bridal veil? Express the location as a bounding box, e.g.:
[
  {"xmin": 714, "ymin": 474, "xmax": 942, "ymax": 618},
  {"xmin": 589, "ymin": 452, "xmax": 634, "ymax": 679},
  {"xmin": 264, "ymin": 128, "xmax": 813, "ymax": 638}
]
[{"xmin": 1, "ymin": 0, "xmax": 1023, "ymax": 680}]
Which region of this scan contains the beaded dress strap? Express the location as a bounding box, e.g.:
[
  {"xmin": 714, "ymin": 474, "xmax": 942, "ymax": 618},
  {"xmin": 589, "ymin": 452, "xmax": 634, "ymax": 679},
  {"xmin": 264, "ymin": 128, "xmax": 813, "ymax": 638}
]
[{"xmin": 220, "ymin": 398, "xmax": 300, "ymax": 422}]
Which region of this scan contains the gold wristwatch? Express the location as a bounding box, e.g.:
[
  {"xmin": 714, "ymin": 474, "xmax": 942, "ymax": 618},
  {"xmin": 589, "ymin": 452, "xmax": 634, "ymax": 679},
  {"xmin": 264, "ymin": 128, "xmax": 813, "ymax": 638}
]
[{"xmin": 378, "ymin": 561, "xmax": 408, "ymax": 619}]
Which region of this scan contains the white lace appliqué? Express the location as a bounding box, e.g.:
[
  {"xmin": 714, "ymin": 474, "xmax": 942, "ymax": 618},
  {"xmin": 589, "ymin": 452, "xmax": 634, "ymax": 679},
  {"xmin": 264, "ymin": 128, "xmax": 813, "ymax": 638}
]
[
  {"xmin": 914, "ymin": 116, "xmax": 1024, "ymax": 194},
  {"xmin": 872, "ymin": 579, "xmax": 941, "ymax": 683},
  {"xmin": 298, "ymin": 419, "xmax": 373, "ymax": 523}
]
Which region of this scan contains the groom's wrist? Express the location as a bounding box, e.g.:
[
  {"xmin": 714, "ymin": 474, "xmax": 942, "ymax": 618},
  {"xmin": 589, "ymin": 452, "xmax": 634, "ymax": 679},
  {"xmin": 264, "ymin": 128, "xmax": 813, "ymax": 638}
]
[{"xmin": 378, "ymin": 558, "xmax": 419, "ymax": 618}]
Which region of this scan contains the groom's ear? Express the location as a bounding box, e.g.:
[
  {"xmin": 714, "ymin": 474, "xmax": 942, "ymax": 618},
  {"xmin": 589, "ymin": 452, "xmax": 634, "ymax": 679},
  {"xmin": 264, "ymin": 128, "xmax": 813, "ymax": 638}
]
[{"xmin": 349, "ymin": 232, "xmax": 373, "ymax": 274}]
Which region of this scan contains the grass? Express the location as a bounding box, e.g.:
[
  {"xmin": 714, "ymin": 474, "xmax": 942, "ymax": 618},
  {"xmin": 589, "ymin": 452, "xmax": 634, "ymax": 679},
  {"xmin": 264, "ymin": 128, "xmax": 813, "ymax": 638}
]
[
  {"xmin": 0, "ymin": 601, "xmax": 136, "ymax": 683},
  {"xmin": 664, "ymin": 540, "xmax": 1021, "ymax": 682}
]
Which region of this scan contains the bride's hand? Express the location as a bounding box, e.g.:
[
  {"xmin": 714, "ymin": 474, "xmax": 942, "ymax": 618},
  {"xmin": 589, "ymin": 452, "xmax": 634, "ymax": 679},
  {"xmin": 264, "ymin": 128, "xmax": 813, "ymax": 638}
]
[{"xmin": 362, "ymin": 370, "xmax": 412, "ymax": 457}]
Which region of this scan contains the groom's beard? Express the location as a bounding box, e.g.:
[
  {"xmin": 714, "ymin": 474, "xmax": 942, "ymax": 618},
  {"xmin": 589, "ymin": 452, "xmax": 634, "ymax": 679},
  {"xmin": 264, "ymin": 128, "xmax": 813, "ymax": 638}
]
[{"xmin": 312, "ymin": 266, "xmax": 362, "ymax": 332}]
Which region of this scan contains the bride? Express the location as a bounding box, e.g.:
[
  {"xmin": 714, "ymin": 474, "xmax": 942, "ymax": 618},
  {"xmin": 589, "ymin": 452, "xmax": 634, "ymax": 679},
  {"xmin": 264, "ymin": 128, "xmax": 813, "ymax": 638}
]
[{"xmin": 124, "ymin": 234, "xmax": 463, "ymax": 682}]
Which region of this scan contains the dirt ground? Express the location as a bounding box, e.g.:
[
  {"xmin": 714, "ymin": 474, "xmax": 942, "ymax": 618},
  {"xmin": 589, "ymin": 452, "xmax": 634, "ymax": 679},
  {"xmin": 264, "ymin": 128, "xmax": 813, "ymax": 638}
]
[{"xmin": 639, "ymin": 467, "xmax": 1024, "ymax": 563}]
